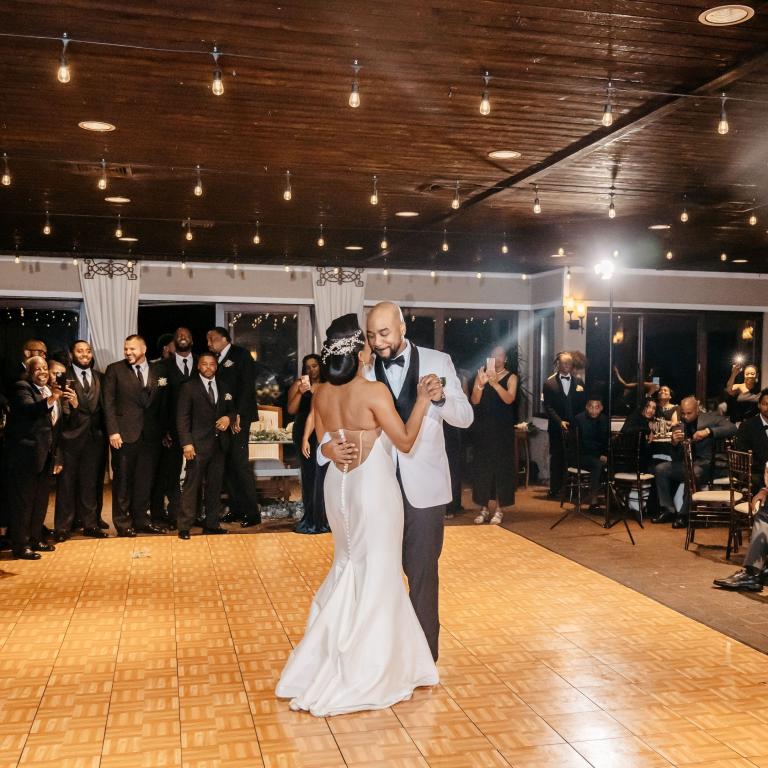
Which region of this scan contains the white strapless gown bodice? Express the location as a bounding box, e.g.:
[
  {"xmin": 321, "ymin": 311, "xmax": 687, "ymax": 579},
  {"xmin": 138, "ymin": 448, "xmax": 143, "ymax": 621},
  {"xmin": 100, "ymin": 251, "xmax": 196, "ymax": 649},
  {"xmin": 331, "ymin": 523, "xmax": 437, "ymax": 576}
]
[{"xmin": 275, "ymin": 432, "xmax": 438, "ymax": 716}]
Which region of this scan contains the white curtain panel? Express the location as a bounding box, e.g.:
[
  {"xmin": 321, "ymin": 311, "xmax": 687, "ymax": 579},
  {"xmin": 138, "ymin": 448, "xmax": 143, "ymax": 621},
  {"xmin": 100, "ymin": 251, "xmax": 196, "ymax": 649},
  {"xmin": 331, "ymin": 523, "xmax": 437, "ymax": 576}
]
[
  {"xmin": 312, "ymin": 270, "xmax": 367, "ymax": 349},
  {"xmin": 78, "ymin": 260, "xmax": 140, "ymax": 371}
]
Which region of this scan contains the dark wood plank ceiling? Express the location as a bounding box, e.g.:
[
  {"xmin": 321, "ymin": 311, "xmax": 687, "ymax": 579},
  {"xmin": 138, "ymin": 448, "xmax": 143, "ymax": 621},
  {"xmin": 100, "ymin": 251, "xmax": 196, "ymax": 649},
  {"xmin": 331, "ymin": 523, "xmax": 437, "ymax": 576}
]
[{"xmin": 1, "ymin": 0, "xmax": 768, "ymax": 273}]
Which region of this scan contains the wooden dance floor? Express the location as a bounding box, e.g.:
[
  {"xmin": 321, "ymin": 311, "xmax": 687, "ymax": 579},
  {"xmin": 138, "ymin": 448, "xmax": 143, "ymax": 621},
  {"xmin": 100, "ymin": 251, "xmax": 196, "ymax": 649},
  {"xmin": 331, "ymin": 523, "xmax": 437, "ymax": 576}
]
[{"xmin": 1, "ymin": 527, "xmax": 768, "ymax": 768}]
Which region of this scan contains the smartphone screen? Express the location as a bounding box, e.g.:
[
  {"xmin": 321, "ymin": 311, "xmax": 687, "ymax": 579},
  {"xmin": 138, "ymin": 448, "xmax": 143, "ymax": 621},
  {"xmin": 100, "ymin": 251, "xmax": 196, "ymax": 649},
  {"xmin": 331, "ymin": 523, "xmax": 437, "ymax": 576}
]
[{"xmin": 486, "ymin": 357, "xmax": 496, "ymax": 374}]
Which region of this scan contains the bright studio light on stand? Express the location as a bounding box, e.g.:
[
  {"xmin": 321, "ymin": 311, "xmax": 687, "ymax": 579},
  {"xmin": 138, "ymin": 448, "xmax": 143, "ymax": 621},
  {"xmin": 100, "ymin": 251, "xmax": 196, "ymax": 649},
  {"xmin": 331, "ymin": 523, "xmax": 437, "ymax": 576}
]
[
  {"xmin": 594, "ymin": 258, "xmax": 615, "ymax": 280},
  {"xmin": 57, "ymin": 33, "xmax": 71, "ymax": 83}
]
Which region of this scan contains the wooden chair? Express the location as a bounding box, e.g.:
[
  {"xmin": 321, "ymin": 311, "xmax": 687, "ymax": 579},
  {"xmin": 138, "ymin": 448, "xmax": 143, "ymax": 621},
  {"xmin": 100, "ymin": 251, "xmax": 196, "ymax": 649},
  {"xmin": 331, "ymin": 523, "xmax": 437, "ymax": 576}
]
[
  {"xmin": 515, "ymin": 428, "xmax": 530, "ymax": 489},
  {"xmin": 682, "ymin": 440, "xmax": 741, "ymax": 551},
  {"xmin": 609, "ymin": 431, "xmax": 653, "ymax": 526},
  {"xmin": 551, "ymin": 428, "xmax": 593, "ymax": 529},
  {"xmin": 725, "ymin": 447, "xmax": 753, "ymax": 560},
  {"xmin": 709, "ymin": 437, "xmax": 733, "ymax": 489}
]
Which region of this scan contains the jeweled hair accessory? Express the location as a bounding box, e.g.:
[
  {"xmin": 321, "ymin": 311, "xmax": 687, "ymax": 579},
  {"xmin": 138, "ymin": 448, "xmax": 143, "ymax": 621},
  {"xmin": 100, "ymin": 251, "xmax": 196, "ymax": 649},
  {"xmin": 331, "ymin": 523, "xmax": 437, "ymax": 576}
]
[{"xmin": 321, "ymin": 330, "xmax": 364, "ymax": 362}]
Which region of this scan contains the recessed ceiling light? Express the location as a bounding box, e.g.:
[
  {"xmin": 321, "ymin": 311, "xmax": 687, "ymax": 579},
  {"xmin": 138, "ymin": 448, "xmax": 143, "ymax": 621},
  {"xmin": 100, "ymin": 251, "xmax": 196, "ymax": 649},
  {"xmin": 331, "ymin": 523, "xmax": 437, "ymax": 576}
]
[
  {"xmin": 698, "ymin": 4, "xmax": 754, "ymax": 25},
  {"xmin": 395, "ymin": 211, "xmax": 419, "ymax": 217},
  {"xmin": 732, "ymin": 258, "xmax": 748, "ymax": 263},
  {"xmin": 119, "ymin": 236, "xmax": 138, "ymax": 242},
  {"xmin": 488, "ymin": 149, "xmax": 522, "ymax": 160},
  {"xmin": 344, "ymin": 245, "xmax": 363, "ymax": 251},
  {"xmin": 648, "ymin": 224, "xmax": 671, "ymax": 230},
  {"xmin": 78, "ymin": 120, "xmax": 116, "ymax": 132},
  {"xmin": 550, "ymin": 252, "xmax": 566, "ymax": 258},
  {"xmin": 105, "ymin": 196, "xmax": 131, "ymax": 204}
]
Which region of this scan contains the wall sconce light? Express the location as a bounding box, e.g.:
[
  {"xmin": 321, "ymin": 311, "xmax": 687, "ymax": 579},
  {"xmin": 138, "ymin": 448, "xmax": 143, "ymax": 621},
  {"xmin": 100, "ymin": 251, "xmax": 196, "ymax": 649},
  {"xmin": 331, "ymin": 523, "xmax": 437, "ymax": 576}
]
[
  {"xmin": 565, "ymin": 296, "xmax": 586, "ymax": 332},
  {"xmin": 742, "ymin": 320, "xmax": 755, "ymax": 341}
]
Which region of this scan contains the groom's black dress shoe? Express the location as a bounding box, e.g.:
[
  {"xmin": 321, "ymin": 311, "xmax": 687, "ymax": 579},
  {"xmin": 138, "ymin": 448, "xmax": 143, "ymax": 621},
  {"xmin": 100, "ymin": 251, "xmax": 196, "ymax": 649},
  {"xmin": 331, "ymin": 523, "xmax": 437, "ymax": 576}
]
[
  {"xmin": 713, "ymin": 568, "xmax": 763, "ymax": 591},
  {"xmin": 14, "ymin": 548, "xmax": 41, "ymax": 560},
  {"xmin": 178, "ymin": 530, "xmax": 191, "ymax": 540},
  {"xmin": 30, "ymin": 541, "xmax": 55, "ymax": 552},
  {"xmin": 672, "ymin": 516, "xmax": 688, "ymax": 529},
  {"xmin": 651, "ymin": 511, "xmax": 675, "ymax": 524}
]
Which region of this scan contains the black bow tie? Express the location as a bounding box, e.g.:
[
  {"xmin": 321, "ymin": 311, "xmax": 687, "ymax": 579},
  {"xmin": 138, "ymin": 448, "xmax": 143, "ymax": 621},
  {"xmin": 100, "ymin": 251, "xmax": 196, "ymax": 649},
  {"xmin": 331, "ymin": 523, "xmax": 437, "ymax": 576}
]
[
  {"xmin": 560, "ymin": 375, "xmax": 571, "ymax": 380},
  {"xmin": 383, "ymin": 356, "xmax": 405, "ymax": 369}
]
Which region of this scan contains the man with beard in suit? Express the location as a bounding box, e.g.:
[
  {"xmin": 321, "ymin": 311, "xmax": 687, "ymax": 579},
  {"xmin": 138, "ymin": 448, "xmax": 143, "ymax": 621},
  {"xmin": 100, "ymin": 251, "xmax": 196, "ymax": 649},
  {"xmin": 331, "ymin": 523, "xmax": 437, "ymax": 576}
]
[
  {"xmin": 151, "ymin": 327, "xmax": 195, "ymax": 528},
  {"xmin": 53, "ymin": 340, "xmax": 108, "ymax": 541},
  {"xmin": 543, "ymin": 352, "xmax": 587, "ymax": 498},
  {"xmin": 733, "ymin": 388, "xmax": 768, "ymax": 490},
  {"xmin": 176, "ymin": 352, "xmax": 235, "ymax": 538},
  {"xmin": 206, "ymin": 326, "xmax": 261, "ymax": 526},
  {"xmin": 4, "ymin": 356, "xmax": 77, "ymax": 559},
  {"xmin": 103, "ymin": 335, "xmax": 169, "ymax": 537}
]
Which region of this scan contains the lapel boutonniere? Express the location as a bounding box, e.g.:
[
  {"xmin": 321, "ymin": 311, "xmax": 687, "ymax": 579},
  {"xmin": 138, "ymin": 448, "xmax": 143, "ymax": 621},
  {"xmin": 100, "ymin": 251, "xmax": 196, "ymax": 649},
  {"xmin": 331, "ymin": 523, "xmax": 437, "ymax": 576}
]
[
  {"xmin": 223, "ymin": 360, "xmax": 234, "ymax": 368},
  {"xmin": 158, "ymin": 377, "xmax": 168, "ymax": 387},
  {"xmin": 576, "ymin": 384, "xmax": 584, "ymax": 392},
  {"xmin": 224, "ymin": 392, "xmax": 233, "ymax": 401}
]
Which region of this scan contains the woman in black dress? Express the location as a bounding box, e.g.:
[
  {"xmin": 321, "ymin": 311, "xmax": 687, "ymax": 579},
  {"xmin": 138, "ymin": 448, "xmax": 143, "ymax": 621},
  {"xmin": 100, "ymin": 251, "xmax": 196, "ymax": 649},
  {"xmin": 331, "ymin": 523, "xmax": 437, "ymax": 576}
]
[
  {"xmin": 287, "ymin": 354, "xmax": 329, "ymax": 533},
  {"xmin": 725, "ymin": 362, "xmax": 760, "ymax": 423},
  {"xmin": 471, "ymin": 346, "xmax": 519, "ymax": 525}
]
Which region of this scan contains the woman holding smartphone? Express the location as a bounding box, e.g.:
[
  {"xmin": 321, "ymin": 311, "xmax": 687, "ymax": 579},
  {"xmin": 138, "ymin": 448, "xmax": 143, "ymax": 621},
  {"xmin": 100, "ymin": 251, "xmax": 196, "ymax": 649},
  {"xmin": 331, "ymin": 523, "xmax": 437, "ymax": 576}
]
[
  {"xmin": 287, "ymin": 354, "xmax": 329, "ymax": 533},
  {"xmin": 470, "ymin": 345, "xmax": 518, "ymax": 525},
  {"xmin": 725, "ymin": 360, "xmax": 760, "ymax": 423}
]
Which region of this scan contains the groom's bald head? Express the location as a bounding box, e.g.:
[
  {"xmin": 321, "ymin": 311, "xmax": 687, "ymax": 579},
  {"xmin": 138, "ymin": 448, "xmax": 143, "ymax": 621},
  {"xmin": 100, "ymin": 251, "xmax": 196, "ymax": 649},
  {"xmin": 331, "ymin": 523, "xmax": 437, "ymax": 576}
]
[{"xmin": 366, "ymin": 302, "xmax": 407, "ymax": 360}]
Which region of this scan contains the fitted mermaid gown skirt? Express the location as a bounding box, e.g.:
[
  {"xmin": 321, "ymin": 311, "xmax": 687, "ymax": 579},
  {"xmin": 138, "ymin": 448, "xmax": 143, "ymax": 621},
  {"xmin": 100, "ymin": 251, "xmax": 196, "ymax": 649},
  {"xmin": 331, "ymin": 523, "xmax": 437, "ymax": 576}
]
[{"xmin": 276, "ymin": 433, "xmax": 438, "ymax": 716}]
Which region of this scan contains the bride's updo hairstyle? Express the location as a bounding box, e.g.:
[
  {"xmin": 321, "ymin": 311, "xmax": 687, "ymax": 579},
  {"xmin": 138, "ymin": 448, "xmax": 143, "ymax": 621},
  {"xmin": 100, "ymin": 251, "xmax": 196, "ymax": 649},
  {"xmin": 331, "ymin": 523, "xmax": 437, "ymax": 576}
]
[{"xmin": 321, "ymin": 313, "xmax": 365, "ymax": 385}]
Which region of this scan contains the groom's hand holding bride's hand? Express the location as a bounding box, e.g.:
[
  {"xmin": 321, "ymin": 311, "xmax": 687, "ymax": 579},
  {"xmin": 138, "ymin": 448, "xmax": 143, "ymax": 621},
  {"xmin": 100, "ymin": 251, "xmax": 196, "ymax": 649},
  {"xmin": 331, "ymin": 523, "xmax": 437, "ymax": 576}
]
[
  {"xmin": 322, "ymin": 436, "xmax": 358, "ymax": 464},
  {"xmin": 421, "ymin": 374, "xmax": 444, "ymax": 404}
]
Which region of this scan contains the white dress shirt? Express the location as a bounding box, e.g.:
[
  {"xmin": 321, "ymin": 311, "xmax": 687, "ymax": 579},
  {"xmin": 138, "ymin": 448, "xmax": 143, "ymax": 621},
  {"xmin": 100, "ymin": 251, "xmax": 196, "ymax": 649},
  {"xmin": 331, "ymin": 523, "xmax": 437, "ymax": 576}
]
[
  {"xmin": 559, "ymin": 373, "xmax": 572, "ymax": 396},
  {"xmin": 218, "ymin": 343, "xmax": 232, "ymax": 361},
  {"xmin": 383, "ymin": 340, "xmax": 412, "ymax": 398},
  {"xmin": 73, "ymin": 364, "xmax": 92, "ymax": 388},
  {"xmin": 176, "ymin": 353, "xmax": 193, "ymax": 376},
  {"xmin": 202, "ymin": 375, "xmax": 219, "ymax": 404}
]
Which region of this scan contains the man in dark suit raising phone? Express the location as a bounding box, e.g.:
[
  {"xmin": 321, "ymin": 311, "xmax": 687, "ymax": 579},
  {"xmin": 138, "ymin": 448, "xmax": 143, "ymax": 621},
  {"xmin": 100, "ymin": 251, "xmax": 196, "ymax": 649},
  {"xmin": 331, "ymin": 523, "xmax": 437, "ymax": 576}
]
[
  {"xmin": 176, "ymin": 352, "xmax": 235, "ymax": 538},
  {"xmin": 206, "ymin": 326, "xmax": 261, "ymax": 526},
  {"xmin": 542, "ymin": 351, "xmax": 587, "ymax": 497},
  {"xmin": 103, "ymin": 335, "xmax": 170, "ymax": 537}
]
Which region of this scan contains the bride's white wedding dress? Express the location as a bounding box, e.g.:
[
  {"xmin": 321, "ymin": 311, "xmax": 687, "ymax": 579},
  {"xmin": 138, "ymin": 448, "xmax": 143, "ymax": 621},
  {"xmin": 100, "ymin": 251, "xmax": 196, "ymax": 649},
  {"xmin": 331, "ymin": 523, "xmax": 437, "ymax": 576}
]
[{"xmin": 276, "ymin": 427, "xmax": 439, "ymax": 716}]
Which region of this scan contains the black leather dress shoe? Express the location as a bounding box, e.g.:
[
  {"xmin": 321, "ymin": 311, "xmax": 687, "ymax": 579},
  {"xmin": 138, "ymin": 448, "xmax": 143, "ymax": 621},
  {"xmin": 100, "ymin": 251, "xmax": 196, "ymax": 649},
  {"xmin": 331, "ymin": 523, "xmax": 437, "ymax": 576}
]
[
  {"xmin": 117, "ymin": 528, "xmax": 137, "ymax": 538},
  {"xmin": 30, "ymin": 541, "xmax": 55, "ymax": 552},
  {"xmin": 651, "ymin": 511, "xmax": 676, "ymax": 524},
  {"xmin": 83, "ymin": 527, "xmax": 107, "ymax": 539},
  {"xmin": 14, "ymin": 548, "xmax": 41, "ymax": 560},
  {"xmin": 40, "ymin": 525, "xmax": 54, "ymax": 540},
  {"xmin": 240, "ymin": 515, "xmax": 262, "ymax": 527},
  {"xmin": 220, "ymin": 510, "xmax": 244, "ymax": 523},
  {"xmin": 54, "ymin": 531, "xmax": 70, "ymax": 543},
  {"xmin": 713, "ymin": 568, "xmax": 763, "ymax": 591},
  {"xmin": 137, "ymin": 523, "xmax": 167, "ymax": 535},
  {"xmin": 97, "ymin": 518, "xmax": 110, "ymax": 530},
  {"xmin": 672, "ymin": 516, "xmax": 688, "ymax": 529},
  {"xmin": 203, "ymin": 526, "xmax": 228, "ymax": 535},
  {"xmin": 178, "ymin": 530, "xmax": 190, "ymax": 540}
]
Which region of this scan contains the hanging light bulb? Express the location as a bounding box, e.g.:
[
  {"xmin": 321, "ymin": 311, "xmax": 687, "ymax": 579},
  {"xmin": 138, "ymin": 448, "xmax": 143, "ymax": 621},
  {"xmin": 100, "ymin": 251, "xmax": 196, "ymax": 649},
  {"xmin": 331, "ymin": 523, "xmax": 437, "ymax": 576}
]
[
  {"xmin": 349, "ymin": 59, "xmax": 361, "ymax": 108},
  {"xmin": 382, "ymin": 265, "xmax": 389, "ymax": 277},
  {"xmin": 233, "ymin": 260, "xmax": 239, "ymax": 271},
  {"xmin": 211, "ymin": 46, "xmax": 224, "ymax": 96},
  {"xmin": 43, "ymin": 211, "xmax": 52, "ymax": 236},
  {"xmin": 533, "ymin": 184, "xmax": 541, "ymax": 214},
  {"xmin": 370, "ymin": 175, "xmax": 378, "ymax": 205},
  {"xmin": 451, "ymin": 180, "xmax": 460, "ymax": 210},
  {"xmin": 252, "ymin": 220, "xmax": 261, "ymax": 245},
  {"xmin": 57, "ymin": 33, "xmax": 71, "ymax": 83},
  {"xmin": 181, "ymin": 258, "xmax": 187, "ymax": 270},
  {"xmin": 441, "ymin": 229, "xmax": 449, "ymax": 252},
  {"xmin": 317, "ymin": 223, "xmax": 325, "ymax": 247},
  {"xmin": 72, "ymin": 255, "xmax": 79, "ymax": 266},
  {"xmin": 1, "ymin": 153, "xmax": 11, "ymax": 186},
  {"xmin": 380, "ymin": 226, "xmax": 388, "ymax": 250},
  {"xmin": 608, "ymin": 187, "xmax": 616, "ymax": 219},
  {"xmin": 185, "ymin": 218, "xmax": 193, "ymax": 241},
  {"xmin": 666, "ymin": 250, "xmax": 673, "ymax": 260},
  {"xmin": 283, "ymin": 170, "xmax": 292, "ymax": 201},
  {"xmin": 97, "ymin": 158, "xmax": 107, "ymax": 191},
  {"xmin": 717, "ymin": 92, "xmax": 729, "ymax": 135},
  {"xmin": 566, "ymin": 267, "xmax": 571, "ymax": 280},
  {"xmin": 680, "ymin": 194, "xmax": 689, "ymax": 223},
  {"xmin": 501, "ymin": 241, "xmax": 509, "ymax": 255},
  {"xmin": 720, "ymin": 252, "xmax": 728, "ymax": 262},
  {"xmin": 476, "ymin": 271, "xmax": 483, "ymax": 279},
  {"xmin": 749, "ymin": 212, "xmax": 758, "ymax": 226},
  {"xmin": 479, "ymin": 71, "xmax": 491, "ymax": 115},
  {"xmin": 115, "ymin": 214, "xmax": 123, "ymax": 239},
  {"xmin": 430, "ymin": 270, "xmax": 436, "ymax": 278},
  {"xmin": 14, "ymin": 253, "xmax": 20, "ymax": 264},
  {"xmin": 194, "ymin": 165, "xmax": 203, "ymax": 197},
  {"xmin": 601, "ymin": 79, "xmax": 614, "ymax": 127}
]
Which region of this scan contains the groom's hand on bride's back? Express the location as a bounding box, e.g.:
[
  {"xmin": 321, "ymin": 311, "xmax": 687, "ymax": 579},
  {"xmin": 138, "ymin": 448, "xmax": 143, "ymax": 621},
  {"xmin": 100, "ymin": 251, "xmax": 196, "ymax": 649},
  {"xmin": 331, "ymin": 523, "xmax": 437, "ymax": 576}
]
[{"xmin": 321, "ymin": 436, "xmax": 358, "ymax": 464}]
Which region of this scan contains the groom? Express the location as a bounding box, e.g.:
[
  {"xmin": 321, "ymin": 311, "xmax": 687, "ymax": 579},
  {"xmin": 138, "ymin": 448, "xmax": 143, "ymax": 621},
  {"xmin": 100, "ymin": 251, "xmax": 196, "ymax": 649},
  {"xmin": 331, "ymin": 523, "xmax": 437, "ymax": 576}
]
[{"xmin": 323, "ymin": 302, "xmax": 473, "ymax": 660}]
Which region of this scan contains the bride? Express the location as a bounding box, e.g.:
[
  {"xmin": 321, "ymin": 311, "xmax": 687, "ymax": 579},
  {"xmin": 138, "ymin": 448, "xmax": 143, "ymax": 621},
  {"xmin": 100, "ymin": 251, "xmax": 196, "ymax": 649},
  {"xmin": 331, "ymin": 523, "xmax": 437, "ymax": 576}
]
[{"xmin": 276, "ymin": 314, "xmax": 439, "ymax": 716}]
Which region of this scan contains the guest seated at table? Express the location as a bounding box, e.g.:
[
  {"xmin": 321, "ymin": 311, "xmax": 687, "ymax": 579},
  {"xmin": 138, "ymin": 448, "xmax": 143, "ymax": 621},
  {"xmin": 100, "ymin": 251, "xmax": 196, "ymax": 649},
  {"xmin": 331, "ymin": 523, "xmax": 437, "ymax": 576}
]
[
  {"xmin": 620, "ymin": 397, "xmax": 657, "ymax": 471},
  {"xmin": 725, "ymin": 362, "xmax": 760, "ymax": 423},
  {"xmin": 653, "ymin": 396, "xmax": 736, "ymax": 528},
  {"xmin": 733, "ymin": 388, "xmax": 768, "ymax": 490},
  {"xmin": 574, "ymin": 398, "xmax": 608, "ymax": 513},
  {"xmin": 655, "ymin": 386, "xmax": 680, "ymax": 424}
]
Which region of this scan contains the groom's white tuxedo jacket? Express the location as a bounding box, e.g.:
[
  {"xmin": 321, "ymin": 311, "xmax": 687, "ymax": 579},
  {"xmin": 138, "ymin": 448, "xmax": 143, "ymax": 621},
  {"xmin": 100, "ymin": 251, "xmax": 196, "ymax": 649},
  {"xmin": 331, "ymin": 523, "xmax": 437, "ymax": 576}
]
[{"xmin": 365, "ymin": 342, "xmax": 473, "ymax": 509}]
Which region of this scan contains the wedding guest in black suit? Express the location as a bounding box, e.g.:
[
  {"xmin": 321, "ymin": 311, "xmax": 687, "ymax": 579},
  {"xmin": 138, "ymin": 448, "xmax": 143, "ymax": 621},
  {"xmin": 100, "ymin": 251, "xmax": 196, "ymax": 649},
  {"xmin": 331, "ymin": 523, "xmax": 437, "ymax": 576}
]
[
  {"xmin": 53, "ymin": 340, "xmax": 107, "ymax": 541},
  {"xmin": 151, "ymin": 327, "xmax": 195, "ymax": 528},
  {"xmin": 543, "ymin": 352, "xmax": 587, "ymax": 497},
  {"xmin": 176, "ymin": 352, "xmax": 234, "ymax": 538},
  {"xmin": 575, "ymin": 398, "xmax": 610, "ymax": 512},
  {"xmin": 4, "ymin": 356, "xmax": 77, "ymax": 559},
  {"xmin": 734, "ymin": 388, "xmax": 768, "ymax": 490},
  {"xmin": 206, "ymin": 326, "xmax": 261, "ymax": 526},
  {"xmin": 103, "ymin": 335, "xmax": 170, "ymax": 537}
]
